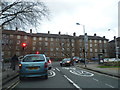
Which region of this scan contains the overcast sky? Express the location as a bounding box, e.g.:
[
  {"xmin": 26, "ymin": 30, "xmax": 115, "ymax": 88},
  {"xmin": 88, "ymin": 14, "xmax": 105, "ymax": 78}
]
[{"xmin": 28, "ymin": 0, "xmax": 119, "ymax": 41}]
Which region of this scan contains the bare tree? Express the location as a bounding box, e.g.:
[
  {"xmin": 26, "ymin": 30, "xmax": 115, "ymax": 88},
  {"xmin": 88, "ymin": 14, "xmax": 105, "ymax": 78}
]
[{"xmin": 0, "ymin": 0, "xmax": 49, "ymax": 30}]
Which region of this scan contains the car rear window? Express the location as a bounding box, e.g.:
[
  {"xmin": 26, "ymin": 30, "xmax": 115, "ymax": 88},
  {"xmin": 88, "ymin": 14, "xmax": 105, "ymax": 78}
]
[{"xmin": 23, "ymin": 55, "xmax": 45, "ymax": 62}]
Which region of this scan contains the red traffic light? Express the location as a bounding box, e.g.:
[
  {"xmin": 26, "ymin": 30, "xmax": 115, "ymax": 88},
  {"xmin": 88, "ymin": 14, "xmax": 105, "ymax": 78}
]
[
  {"xmin": 36, "ymin": 51, "xmax": 40, "ymax": 54},
  {"xmin": 22, "ymin": 43, "xmax": 27, "ymax": 47}
]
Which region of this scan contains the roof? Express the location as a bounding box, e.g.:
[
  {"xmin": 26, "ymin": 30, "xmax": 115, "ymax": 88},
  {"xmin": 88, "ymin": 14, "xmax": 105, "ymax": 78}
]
[{"xmin": 2, "ymin": 30, "xmax": 109, "ymax": 40}]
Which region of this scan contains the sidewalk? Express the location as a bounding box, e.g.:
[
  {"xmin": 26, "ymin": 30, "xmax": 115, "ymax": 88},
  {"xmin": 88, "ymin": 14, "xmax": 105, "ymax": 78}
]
[
  {"xmin": 76, "ymin": 62, "xmax": 120, "ymax": 78},
  {"xmin": 0, "ymin": 62, "xmax": 19, "ymax": 88}
]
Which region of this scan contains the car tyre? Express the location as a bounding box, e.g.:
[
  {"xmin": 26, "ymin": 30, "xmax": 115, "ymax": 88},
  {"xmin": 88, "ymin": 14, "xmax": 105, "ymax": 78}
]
[{"xmin": 45, "ymin": 75, "xmax": 48, "ymax": 79}]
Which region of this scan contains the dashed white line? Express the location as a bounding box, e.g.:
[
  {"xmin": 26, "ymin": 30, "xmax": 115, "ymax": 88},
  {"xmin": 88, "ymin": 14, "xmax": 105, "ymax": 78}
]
[
  {"xmin": 93, "ymin": 78, "xmax": 99, "ymax": 82},
  {"xmin": 56, "ymin": 68, "xmax": 60, "ymax": 72},
  {"xmin": 105, "ymin": 83, "xmax": 114, "ymax": 88},
  {"xmin": 63, "ymin": 75, "xmax": 82, "ymax": 90}
]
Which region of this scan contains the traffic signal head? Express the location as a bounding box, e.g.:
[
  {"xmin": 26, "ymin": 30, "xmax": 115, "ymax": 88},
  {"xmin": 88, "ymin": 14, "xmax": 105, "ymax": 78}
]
[
  {"xmin": 36, "ymin": 51, "xmax": 40, "ymax": 54},
  {"xmin": 22, "ymin": 43, "xmax": 27, "ymax": 47}
]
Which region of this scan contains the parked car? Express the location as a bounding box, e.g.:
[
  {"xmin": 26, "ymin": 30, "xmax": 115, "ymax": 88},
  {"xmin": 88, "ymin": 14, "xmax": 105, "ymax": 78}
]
[
  {"xmin": 46, "ymin": 57, "xmax": 52, "ymax": 70},
  {"xmin": 19, "ymin": 54, "xmax": 49, "ymax": 80},
  {"xmin": 60, "ymin": 58, "xmax": 74, "ymax": 66},
  {"xmin": 72, "ymin": 56, "xmax": 81, "ymax": 63}
]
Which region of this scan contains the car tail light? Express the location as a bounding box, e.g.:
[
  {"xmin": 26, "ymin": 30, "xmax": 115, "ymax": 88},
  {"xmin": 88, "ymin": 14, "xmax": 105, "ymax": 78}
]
[
  {"xmin": 44, "ymin": 62, "xmax": 48, "ymax": 68},
  {"xmin": 48, "ymin": 60, "xmax": 51, "ymax": 63},
  {"xmin": 19, "ymin": 64, "xmax": 22, "ymax": 69}
]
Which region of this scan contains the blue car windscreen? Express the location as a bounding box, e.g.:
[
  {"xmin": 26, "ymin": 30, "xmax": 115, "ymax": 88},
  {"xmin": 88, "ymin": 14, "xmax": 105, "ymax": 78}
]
[{"xmin": 23, "ymin": 55, "xmax": 45, "ymax": 62}]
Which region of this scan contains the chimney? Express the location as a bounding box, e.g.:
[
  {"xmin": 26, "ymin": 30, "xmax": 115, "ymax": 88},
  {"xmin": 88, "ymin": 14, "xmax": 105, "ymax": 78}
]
[
  {"xmin": 59, "ymin": 31, "xmax": 61, "ymax": 35},
  {"xmin": 114, "ymin": 36, "xmax": 116, "ymax": 40},
  {"xmin": 48, "ymin": 31, "xmax": 50, "ymax": 34},
  {"xmin": 85, "ymin": 33, "xmax": 87, "ymax": 35},
  {"xmin": 30, "ymin": 29, "xmax": 32, "ymax": 33},
  {"xmin": 73, "ymin": 32, "xmax": 76, "ymax": 36},
  {"xmin": 15, "ymin": 27, "xmax": 18, "ymax": 31},
  {"xmin": 103, "ymin": 36, "xmax": 105, "ymax": 38},
  {"xmin": 94, "ymin": 33, "xmax": 96, "ymax": 36}
]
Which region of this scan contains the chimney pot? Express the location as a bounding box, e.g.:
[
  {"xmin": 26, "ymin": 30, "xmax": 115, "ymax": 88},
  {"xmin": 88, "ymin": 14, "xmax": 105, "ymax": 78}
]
[
  {"xmin": 73, "ymin": 32, "xmax": 76, "ymax": 36},
  {"xmin": 30, "ymin": 29, "xmax": 32, "ymax": 33}
]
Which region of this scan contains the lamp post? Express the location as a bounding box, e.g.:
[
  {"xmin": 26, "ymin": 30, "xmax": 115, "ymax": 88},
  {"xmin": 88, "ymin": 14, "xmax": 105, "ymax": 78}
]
[
  {"xmin": 108, "ymin": 29, "xmax": 119, "ymax": 60},
  {"xmin": 76, "ymin": 23, "xmax": 88, "ymax": 67}
]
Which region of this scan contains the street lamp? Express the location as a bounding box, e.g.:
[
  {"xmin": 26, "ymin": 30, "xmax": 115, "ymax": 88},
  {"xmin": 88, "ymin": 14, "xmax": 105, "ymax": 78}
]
[
  {"xmin": 108, "ymin": 29, "xmax": 119, "ymax": 60},
  {"xmin": 76, "ymin": 23, "xmax": 88, "ymax": 67}
]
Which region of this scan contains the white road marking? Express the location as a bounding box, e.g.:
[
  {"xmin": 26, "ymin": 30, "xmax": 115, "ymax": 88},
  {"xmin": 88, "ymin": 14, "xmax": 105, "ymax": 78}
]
[
  {"xmin": 56, "ymin": 68, "xmax": 60, "ymax": 72},
  {"xmin": 63, "ymin": 75, "xmax": 82, "ymax": 90},
  {"xmin": 93, "ymin": 78, "xmax": 99, "ymax": 82},
  {"xmin": 105, "ymin": 83, "xmax": 114, "ymax": 88},
  {"xmin": 48, "ymin": 70, "xmax": 56, "ymax": 78},
  {"xmin": 76, "ymin": 66, "xmax": 119, "ymax": 79},
  {"xmin": 6, "ymin": 80, "xmax": 19, "ymax": 90},
  {"xmin": 70, "ymin": 70, "xmax": 94, "ymax": 77}
]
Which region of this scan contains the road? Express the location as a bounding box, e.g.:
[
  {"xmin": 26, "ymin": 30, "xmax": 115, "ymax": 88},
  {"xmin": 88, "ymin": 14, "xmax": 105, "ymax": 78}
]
[{"xmin": 6, "ymin": 62, "xmax": 119, "ymax": 89}]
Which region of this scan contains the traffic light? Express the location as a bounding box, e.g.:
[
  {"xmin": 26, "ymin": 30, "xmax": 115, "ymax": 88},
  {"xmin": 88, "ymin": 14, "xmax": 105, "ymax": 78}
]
[
  {"xmin": 36, "ymin": 51, "xmax": 40, "ymax": 54},
  {"xmin": 22, "ymin": 43, "xmax": 27, "ymax": 50}
]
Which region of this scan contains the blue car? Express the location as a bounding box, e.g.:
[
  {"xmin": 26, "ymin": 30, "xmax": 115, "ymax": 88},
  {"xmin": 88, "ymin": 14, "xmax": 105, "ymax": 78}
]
[{"xmin": 19, "ymin": 54, "xmax": 49, "ymax": 80}]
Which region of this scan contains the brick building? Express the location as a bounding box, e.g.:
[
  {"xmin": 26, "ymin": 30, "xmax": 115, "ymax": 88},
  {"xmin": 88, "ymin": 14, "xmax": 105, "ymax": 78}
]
[
  {"xmin": 2, "ymin": 29, "xmax": 109, "ymax": 60},
  {"xmin": 108, "ymin": 37, "xmax": 120, "ymax": 58}
]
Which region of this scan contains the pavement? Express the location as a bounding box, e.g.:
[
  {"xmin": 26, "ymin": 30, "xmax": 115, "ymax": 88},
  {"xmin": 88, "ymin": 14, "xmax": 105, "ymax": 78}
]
[
  {"xmin": 77, "ymin": 62, "xmax": 120, "ymax": 78},
  {"xmin": 0, "ymin": 62, "xmax": 19, "ymax": 89},
  {"xmin": 0, "ymin": 61, "xmax": 120, "ymax": 89}
]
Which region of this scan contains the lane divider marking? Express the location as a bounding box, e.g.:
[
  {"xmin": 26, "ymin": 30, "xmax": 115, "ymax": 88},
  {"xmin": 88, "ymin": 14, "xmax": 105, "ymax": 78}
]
[
  {"xmin": 63, "ymin": 75, "xmax": 82, "ymax": 90},
  {"xmin": 93, "ymin": 78, "xmax": 99, "ymax": 82},
  {"xmin": 56, "ymin": 68, "xmax": 60, "ymax": 72},
  {"xmin": 105, "ymin": 83, "xmax": 114, "ymax": 88}
]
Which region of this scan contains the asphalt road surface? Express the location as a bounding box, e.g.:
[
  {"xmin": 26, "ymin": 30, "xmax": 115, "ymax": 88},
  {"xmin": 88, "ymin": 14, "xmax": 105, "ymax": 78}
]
[{"xmin": 5, "ymin": 62, "xmax": 119, "ymax": 90}]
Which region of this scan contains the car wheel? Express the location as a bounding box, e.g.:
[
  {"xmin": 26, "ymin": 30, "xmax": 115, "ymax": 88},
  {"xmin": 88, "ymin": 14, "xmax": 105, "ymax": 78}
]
[
  {"xmin": 45, "ymin": 75, "xmax": 48, "ymax": 79},
  {"xmin": 60, "ymin": 63, "xmax": 62, "ymax": 67}
]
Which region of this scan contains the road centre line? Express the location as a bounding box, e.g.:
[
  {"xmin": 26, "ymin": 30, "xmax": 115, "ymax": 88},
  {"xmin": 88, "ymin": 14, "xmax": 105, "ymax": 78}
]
[
  {"xmin": 105, "ymin": 83, "xmax": 114, "ymax": 88},
  {"xmin": 56, "ymin": 68, "xmax": 60, "ymax": 72},
  {"xmin": 92, "ymin": 78, "xmax": 99, "ymax": 82},
  {"xmin": 63, "ymin": 75, "xmax": 82, "ymax": 90}
]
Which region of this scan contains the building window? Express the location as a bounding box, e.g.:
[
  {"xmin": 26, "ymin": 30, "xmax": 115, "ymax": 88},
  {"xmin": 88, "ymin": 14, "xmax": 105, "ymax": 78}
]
[
  {"xmin": 90, "ymin": 44, "xmax": 92, "ymax": 47},
  {"xmin": 72, "ymin": 39, "xmax": 75, "ymax": 42},
  {"xmin": 24, "ymin": 36, "xmax": 27, "ymax": 39},
  {"xmin": 89, "ymin": 40, "xmax": 92, "ymax": 43},
  {"xmin": 33, "ymin": 47, "xmax": 36, "ymax": 51},
  {"xmin": 17, "ymin": 35, "xmax": 21, "ymax": 39},
  {"xmin": 104, "ymin": 40, "xmax": 107, "ymax": 43},
  {"xmin": 50, "ymin": 42, "xmax": 54, "ymax": 47},
  {"xmin": 33, "ymin": 42, "xmax": 36, "ymax": 45},
  {"xmin": 50, "ymin": 48, "xmax": 54, "ymax": 51},
  {"xmin": 45, "ymin": 42, "xmax": 48, "ymax": 46},
  {"xmin": 33, "ymin": 37, "xmax": 36, "ymax": 40},
  {"xmin": 72, "ymin": 53, "xmax": 75, "ymax": 56},
  {"xmin": 72, "ymin": 43, "xmax": 74, "ymax": 47},
  {"xmin": 90, "ymin": 48, "xmax": 92, "ymax": 52},
  {"xmin": 99, "ymin": 40, "xmax": 102, "ymax": 43},
  {"xmin": 80, "ymin": 39, "xmax": 82, "ymax": 42},
  {"xmin": 94, "ymin": 40, "xmax": 97, "ymax": 43},
  {"xmin": 17, "ymin": 40, "xmax": 20, "ymax": 45},
  {"xmin": 45, "ymin": 37, "xmax": 48, "ymax": 41},
  {"xmin": 51, "ymin": 38, "xmax": 53, "ymax": 41},
  {"xmin": 39, "ymin": 37, "xmax": 42, "ymax": 40},
  {"xmin": 39, "ymin": 47, "xmax": 41, "ymax": 50},
  {"xmin": 10, "ymin": 35, "xmax": 13, "ymax": 38},
  {"xmin": 95, "ymin": 49, "xmax": 98, "ymax": 52},
  {"xmin": 56, "ymin": 48, "xmax": 59, "ymax": 51}
]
